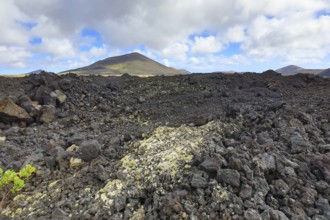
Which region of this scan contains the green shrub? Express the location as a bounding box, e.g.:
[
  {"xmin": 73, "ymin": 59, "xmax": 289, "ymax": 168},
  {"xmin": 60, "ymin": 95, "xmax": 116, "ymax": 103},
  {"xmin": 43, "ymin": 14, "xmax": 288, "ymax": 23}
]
[{"xmin": 0, "ymin": 164, "xmax": 36, "ymax": 211}]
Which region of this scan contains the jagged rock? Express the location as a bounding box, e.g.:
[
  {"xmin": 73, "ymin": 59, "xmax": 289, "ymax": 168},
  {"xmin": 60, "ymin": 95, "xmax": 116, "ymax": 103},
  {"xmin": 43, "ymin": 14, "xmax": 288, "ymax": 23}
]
[
  {"xmin": 16, "ymin": 95, "xmax": 33, "ymax": 113},
  {"xmin": 244, "ymin": 209, "xmax": 262, "ymax": 220},
  {"xmin": 253, "ymin": 177, "xmax": 270, "ymax": 196},
  {"xmin": 216, "ymin": 169, "xmax": 240, "ymax": 187},
  {"xmin": 55, "ymin": 90, "xmax": 67, "ymax": 104},
  {"xmin": 239, "ymin": 184, "xmax": 252, "ymax": 200},
  {"xmin": 315, "ymin": 181, "xmax": 329, "ymax": 194},
  {"xmin": 114, "ymin": 195, "xmax": 127, "ymax": 212},
  {"xmin": 40, "ymin": 105, "xmax": 56, "ymax": 123},
  {"xmin": 300, "ymin": 187, "xmax": 318, "ymax": 206},
  {"xmin": 34, "ymin": 85, "xmax": 56, "ymax": 106},
  {"xmin": 199, "ymin": 159, "xmax": 218, "ymax": 174},
  {"xmin": 253, "ymin": 153, "xmax": 276, "ymax": 172},
  {"xmin": 261, "ymin": 208, "xmax": 289, "ymax": 220},
  {"xmin": 311, "ymin": 153, "xmax": 330, "ymax": 183},
  {"xmin": 315, "ymin": 198, "xmax": 330, "ymax": 219},
  {"xmin": 0, "ymin": 97, "xmax": 32, "ymax": 122},
  {"xmin": 273, "ymin": 179, "xmax": 290, "ymax": 196},
  {"xmin": 51, "ymin": 207, "xmax": 69, "ymax": 220},
  {"xmin": 191, "ymin": 174, "xmax": 208, "ymax": 188},
  {"xmin": 0, "ymin": 71, "xmax": 330, "ymax": 219},
  {"xmin": 58, "ymin": 78, "xmax": 73, "ymax": 91},
  {"xmin": 290, "ymin": 132, "xmax": 309, "ymax": 154}
]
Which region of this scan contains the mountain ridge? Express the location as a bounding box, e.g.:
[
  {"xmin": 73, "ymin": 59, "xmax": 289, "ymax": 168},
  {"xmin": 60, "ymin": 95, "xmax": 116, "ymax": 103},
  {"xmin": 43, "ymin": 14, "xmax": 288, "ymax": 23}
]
[
  {"xmin": 319, "ymin": 68, "xmax": 330, "ymax": 77},
  {"xmin": 276, "ymin": 65, "xmax": 325, "ymax": 75},
  {"xmin": 61, "ymin": 52, "xmax": 189, "ymax": 76}
]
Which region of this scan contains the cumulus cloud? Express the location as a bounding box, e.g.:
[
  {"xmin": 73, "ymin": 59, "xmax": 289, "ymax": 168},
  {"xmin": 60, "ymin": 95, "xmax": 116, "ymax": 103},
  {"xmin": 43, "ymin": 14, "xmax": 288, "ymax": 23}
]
[
  {"xmin": 191, "ymin": 36, "xmax": 223, "ymax": 54},
  {"xmin": 0, "ymin": 0, "xmax": 330, "ymax": 73},
  {"xmin": 161, "ymin": 43, "xmax": 189, "ymax": 61}
]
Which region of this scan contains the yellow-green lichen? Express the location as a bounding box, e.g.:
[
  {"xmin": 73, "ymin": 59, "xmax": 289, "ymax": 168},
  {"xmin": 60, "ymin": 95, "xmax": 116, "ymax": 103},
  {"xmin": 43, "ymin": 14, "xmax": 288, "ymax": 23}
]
[{"xmin": 96, "ymin": 122, "xmax": 230, "ymax": 214}]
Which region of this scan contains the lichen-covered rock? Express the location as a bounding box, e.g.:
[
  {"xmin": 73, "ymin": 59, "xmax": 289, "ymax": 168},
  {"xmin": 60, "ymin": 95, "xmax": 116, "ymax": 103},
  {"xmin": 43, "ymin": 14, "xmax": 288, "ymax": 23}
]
[
  {"xmin": 96, "ymin": 122, "xmax": 229, "ymax": 216},
  {"xmin": 54, "ymin": 90, "xmax": 67, "ymax": 104}
]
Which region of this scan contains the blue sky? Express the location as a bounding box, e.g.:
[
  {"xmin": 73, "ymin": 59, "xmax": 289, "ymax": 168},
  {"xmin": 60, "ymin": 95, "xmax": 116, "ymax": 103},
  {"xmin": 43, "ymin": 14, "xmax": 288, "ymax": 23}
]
[{"xmin": 1, "ymin": 0, "xmax": 330, "ymax": 74}]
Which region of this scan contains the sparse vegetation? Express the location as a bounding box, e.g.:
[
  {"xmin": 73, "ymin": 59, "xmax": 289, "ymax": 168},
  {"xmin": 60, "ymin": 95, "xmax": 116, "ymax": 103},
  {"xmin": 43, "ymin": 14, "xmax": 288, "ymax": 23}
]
[{"xmin": 0, "ymin": 164, "xmax": 36, "ymax": 211}]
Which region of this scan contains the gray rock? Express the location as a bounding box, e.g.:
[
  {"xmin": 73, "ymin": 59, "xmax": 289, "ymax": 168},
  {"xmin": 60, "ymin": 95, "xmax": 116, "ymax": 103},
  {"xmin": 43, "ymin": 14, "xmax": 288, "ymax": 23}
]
[
  {"xmin": 78, "ymin": 139, "xmax": 101, "ymax": 162},
  {"xmin": 67, "ymin": 132, "xmax": 87, "ymax": 145},
  {"xmin": 253, "ymin": 177, "xmax": 270, "ymax": 196},
  {"xmin": 137, "ymin": 96, "xmax": 146, "ymax": 103},
  {"xmin": 271, "ymin": 209, "xmax": 289, "ymax": 220},
  {"xmin": 35, "ymin": 85, "xmax": 57, "ymax": 106},
  {"xmin": 311, "ymin": 154, "xmax": 330, "ymax": 183},
  {"xmin": 313, "ymin": 215, "xmax": 329, "ymax": 220},
  {"xmin": 114, "ymin": 195, "xmax": 127, "ymax": 212},
  {"xmin": 301, "ymin": 187, "xmax": 318, "ymax": 206},
  {"xmin": 216, "ymin": 169, "xmax": 240, "ymax": 187},
  {"xmin": 244, "ymin": 209, "xmax": 262, "ymax": 220},
  {"xmin": 257, "ymin": 132, "xmax": 273, "ymax": 145},
  {"xmin": 40, "ymin": 105, "xmax": 56, "ymax": 123},
  {"xmin": 199, "ymin": 159, "xmax": 218, "ymax": 174},
  {"xmin": 17, "ymin": 95, "xmax": 33, "ymax": 113},
  {"xmin": 290, "ymin": 132, "xmax": 309, "ymax": 154},
  {"xmin": 239, "ymin": 184, "xmax": 252, "ymax": 200},
  {"xmin": 315, "ymin": 181, "xmax": 329, "ymax": 194},
  {"xmin": 51, "ymin": 207, "xmax": 69, "ymax": 220},
  {"xmin": 228, "ymin": 157, "xmax": 243, "ymax": 171},
  {"xmin": 315, "ymin": 198, "xmax": 330, "ymax": 219},
  {"xmin": 191, "ymin": 174, "xmax": 208, "ymax": 188},
  {"xmin": 253, "ymin": 153, "xmax": 276, "ymax": 172},
  {"xmin": 273, "ymin": 179, "xmax": 290, "ymax": 196},
  {"xmin": 243, "ymin": 165, "xmax": 253, "ymax": 180},
  {"xmin": 58, "ymin": 78, "xmax": 73, "ymax": 91}
]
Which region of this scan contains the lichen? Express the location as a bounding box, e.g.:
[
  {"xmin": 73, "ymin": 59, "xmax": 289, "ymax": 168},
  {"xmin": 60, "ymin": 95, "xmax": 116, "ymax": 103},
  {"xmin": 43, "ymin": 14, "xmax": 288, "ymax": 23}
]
[{"xmin": 96, "ymin": 121, "xmax": 231, "ymax": 214}]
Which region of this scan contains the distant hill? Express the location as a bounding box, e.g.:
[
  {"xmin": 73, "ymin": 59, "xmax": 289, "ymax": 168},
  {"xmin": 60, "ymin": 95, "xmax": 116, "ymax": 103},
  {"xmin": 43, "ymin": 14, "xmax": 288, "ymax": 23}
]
[
  {"xmin": 26, "ymin": 69, "xmax": 45, "ymax": 75},
  {"xmin": 61, "ymin": 52, "xmax": 189, "ymax": 76},
  {"xmin": 276, "ymin": 65, "xmax": 304, "ymax": 75},
  {"xmin": 276, "ymin": 65, "xmax": 324, "ymax": 75},
  {"xmin": 319, "ymin": 68, "xmax": 330, "ymax": 77}
]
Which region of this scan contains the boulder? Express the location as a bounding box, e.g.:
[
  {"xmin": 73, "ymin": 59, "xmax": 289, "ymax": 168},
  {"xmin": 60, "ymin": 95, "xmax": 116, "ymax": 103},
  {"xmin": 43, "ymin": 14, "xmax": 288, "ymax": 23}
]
[
  {"xmin": 33, "ymin": 85, "xmax": 56, "ymax": 106},
  {"xmin": 40, "ymin": 105, "xmax": 56, "ymax": 123},
  {"xmin": 16, "ymin": 95, "xmax": 33, "ymax": 113},
  {"xmin": 78, "ymin": 140, "xmax": 101, "ymax": 162},
  {"xmin": 0, "ymin": 97, "xmax": 32, "ymax": 122},
  {"xmin": 58, "ymin": 78, "xmax": 73, "ymax": 91},
  {"xmin": 55, "ymin": 90, "xmax": 67, "ymax": 104}
]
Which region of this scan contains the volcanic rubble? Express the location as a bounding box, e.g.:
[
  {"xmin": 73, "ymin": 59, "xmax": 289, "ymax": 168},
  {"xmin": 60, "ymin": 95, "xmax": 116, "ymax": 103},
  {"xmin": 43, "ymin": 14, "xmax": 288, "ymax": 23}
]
[{"xmin": 0, "ymin": 71, "xmax": 329, "ymax": 219}]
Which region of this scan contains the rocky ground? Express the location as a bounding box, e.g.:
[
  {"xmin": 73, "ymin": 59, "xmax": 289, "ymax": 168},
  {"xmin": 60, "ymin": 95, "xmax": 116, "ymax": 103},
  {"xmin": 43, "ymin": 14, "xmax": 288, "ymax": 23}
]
[{"xmin": 0, "ymin": 71, "xmax": 329, "ymax": 220}]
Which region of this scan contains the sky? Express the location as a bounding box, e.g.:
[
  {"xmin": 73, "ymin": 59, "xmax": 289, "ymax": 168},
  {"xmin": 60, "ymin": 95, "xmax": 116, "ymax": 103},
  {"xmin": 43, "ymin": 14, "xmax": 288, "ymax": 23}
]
[{"xmin": 1, "ymin": 0, "xmax": 330, "ymax": 74}]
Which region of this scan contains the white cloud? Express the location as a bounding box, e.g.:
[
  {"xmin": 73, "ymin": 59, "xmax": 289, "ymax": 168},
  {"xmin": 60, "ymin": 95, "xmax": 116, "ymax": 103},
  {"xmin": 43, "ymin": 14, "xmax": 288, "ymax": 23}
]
[
  {"xmin": 161, "ymin": 43, "xmax": 189, "ymax": 61},
  {"xmin": 0, "ymin": 46, "xmax": 31, "ymax": 68},
  {"xmin": 0, "ymin": 0, "xmax": 330, "ymax": 73},
  {"xmin": 41, "ymin": 38, "xmax": 76, "ymax": 57},
  {"xmin": 191, "ymin": 36, "xmax": 222, "ymax": 54}
]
